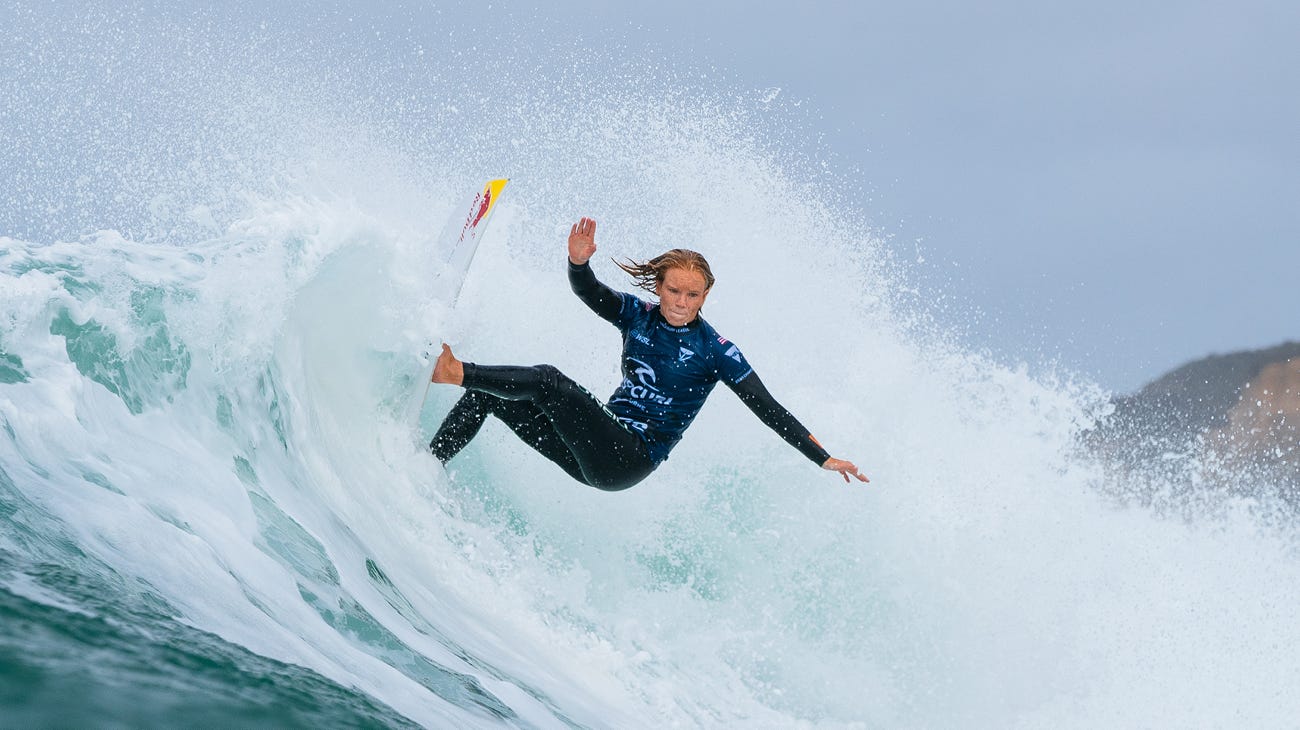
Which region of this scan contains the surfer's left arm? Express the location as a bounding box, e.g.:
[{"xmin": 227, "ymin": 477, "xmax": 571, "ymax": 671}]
[{"xmin": 727, "ymin": 374, "xmax": 869, "ymax": 483}]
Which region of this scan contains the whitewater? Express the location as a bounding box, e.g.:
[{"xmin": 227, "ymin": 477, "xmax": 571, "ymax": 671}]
[{"xmin": 4, "ymin": 5, "xmax": 1300, "ymax": 727}]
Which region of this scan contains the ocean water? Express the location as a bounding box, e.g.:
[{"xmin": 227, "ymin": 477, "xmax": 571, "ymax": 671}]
[{"xmin": 4, "ymin": 4, "xmax": 1300, "ymax": 728}]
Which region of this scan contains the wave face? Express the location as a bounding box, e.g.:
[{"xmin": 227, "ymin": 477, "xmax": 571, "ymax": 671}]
[{"xmin": 4, "ymin": 5, "xmax": 1300, "ymax": 727}]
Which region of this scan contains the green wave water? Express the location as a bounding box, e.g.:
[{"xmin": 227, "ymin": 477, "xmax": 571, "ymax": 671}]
[
  {"xmin": 0, "ymin": 466, "xmax": 417, "ymax": 729},
  {"xmin": 5, "ymin": 4, "xmax": 1300, "ymax": 728}
]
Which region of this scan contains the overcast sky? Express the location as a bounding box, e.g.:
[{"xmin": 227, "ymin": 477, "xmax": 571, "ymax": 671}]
[
  {"xmin": 524, "ymin": 0, "xmax": 1299, "ymax": 391},
  {"xmin": 6, "ymin": 1, "xmax": 1296, "ymax": 392}
]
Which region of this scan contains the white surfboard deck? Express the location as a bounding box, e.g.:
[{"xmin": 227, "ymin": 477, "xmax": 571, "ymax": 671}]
[{"xmin": 411, "ymin": 178, "xmax": 508, "ymax": 426}]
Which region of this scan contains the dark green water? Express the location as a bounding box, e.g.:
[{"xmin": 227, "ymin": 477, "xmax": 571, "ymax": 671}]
[
  {"xmin": 0, "ymin": 551, "xmax": 419, "ymax": 729},
  {"xmin": 0, "ymin": 459, "xmax": 417, "ymax": 729}
]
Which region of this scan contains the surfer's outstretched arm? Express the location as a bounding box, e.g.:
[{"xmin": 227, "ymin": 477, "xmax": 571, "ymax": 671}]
[
  {"xmin": 568, "ymin": 216, "xmax": 597, "ymax": 265},
  {"xmin": 567, "ymin": 216, "xmax": 623, "ymax": 323},
  {"xmin": 727, "ymin": 373, "xmax": 869, "ymax": 483}
]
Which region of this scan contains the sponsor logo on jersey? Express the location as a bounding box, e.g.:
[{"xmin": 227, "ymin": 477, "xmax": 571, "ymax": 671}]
[
  {"xmin": 618, "ymin": 416, "xmax": 648, "ymax": 433},
  {"xmin": 621, "ymin": 357, "xmax": 674, "ymax": 406},
  {"xmin": 678, "ymin": 346, "xmax": 694, "ymax": 363},
  {"xmin": 724, "ymin": 344, "xmax": 743, "ymax": 364},
  {"xmin": 631, "ymin": 330, "xmax": 652, "ymax": 345}
]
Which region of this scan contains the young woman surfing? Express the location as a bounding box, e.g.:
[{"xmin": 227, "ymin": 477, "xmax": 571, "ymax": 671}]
[{"xmin": 429, "ymin": 216, "xmax": 868, "ymax": 490}]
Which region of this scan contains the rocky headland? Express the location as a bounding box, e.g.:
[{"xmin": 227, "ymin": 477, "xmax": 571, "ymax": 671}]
[{"xmin": 1089, "ymin": 341, "xmax": 1300, "ymax": 498}]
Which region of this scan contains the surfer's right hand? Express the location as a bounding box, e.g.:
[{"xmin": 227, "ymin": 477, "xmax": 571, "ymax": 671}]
[
  {"xmin": 568, "ymin": 216, "xmax": 597, "ymax": 265},
  {"xmin": 823, "ymin": 457, "xmax": 870, "ymax": 484}
]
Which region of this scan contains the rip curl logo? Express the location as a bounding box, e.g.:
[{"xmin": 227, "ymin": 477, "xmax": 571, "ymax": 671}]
[
  {"xmin": 622, "ymin": 357, "xmax": 674, "ymax": 406},
  {"xmin": 618, "ymin": 417, "xmax": 648, "ymax": 433},
  {"xmin": 678, "ymin": 347, "xmax": 694, "ymax": 363}
]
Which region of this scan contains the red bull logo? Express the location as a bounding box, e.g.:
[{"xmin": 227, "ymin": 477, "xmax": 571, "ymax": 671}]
[{"xmin": 458, "ymin": 187, "xmax": 493, "ymax": 243}]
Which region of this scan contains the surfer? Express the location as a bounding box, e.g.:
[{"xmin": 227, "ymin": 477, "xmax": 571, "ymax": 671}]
[{"xmin": 429, "ymin": 216, "xmax": 868, "ymax": 490}]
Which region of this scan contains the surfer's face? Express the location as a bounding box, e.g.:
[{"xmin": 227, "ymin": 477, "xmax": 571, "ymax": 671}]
[{"xmin": 656, "ymin": 267, "xmax": 710, "ymax": 326}]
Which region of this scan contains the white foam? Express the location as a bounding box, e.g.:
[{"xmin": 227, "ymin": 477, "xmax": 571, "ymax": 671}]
[{"xmin": 4, "ymin": 20, "xmax": 1300, "ymax": 727}]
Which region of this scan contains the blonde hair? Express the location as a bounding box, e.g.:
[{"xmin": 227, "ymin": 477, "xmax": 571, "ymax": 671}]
[{"xmin": 615, "ymin": 249, "xmax": 715, "ymax": 295}]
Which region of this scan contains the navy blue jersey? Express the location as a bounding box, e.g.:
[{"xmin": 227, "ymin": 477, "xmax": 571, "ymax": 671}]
[
  {"xmin": 569, "ymin": 261, "xmax": 831, "ymax": 466},
  {"xmin": 606, "ymin": 292, "xmax": 753, "ymax": 461}
]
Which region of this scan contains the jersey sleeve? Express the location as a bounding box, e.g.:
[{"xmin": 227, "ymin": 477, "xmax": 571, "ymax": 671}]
[
  {"xmin": 711, "ymin": 336, "xmax": 755, "ymax": 386},
  {"xmin": 725, "ymin": 370, "xmax": 832, "ymax": 466}
]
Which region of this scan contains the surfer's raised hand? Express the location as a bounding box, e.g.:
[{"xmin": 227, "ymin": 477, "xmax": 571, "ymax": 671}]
[
  {"xmin": 823, "ymin": 457, "xmax": 869, "ymax": 484},
  {"xmin": 568, "ymin": 216, "xmax": 597, "ymax": 265}
]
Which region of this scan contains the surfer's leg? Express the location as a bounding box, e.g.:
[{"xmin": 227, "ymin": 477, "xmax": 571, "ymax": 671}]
[
  {"xmin": 431, "ymin": 390, "xmax": 588, "ymax": 483},
  {"xmin": 461, "ymin": 363, "xmax": 655, "ymax": 490},
  {"xmin": 479, "ymin": 399, "xmax": 588, "ymax": 484},
  {"xmin": 430, "ymin": 391, "xmax": 492, "ymax": 462}
]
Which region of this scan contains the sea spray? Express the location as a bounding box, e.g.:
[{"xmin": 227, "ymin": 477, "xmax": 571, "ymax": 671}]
[{"xmin": 5, "ymin": 4, "xmax": 1300, "ymax": 727}]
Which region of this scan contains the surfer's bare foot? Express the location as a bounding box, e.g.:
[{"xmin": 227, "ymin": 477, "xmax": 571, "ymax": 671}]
[{"xmin": 431, "ymin": 343, "xmax": 464, "ymax": 386}]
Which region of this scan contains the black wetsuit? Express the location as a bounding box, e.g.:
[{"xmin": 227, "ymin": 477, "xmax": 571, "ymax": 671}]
[{"xmin": 430, "ymin": 261, "xmax": 831, "ymax": 490}]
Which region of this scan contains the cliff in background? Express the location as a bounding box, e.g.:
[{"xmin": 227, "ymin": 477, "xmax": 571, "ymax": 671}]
[
  {"xmin": 1089, "ymin": 341, "xmax": 1300, "ymax": 495},
  {"xmin": 1204, "ymin": 353, "xmax": 1300, "ymax": 484}
]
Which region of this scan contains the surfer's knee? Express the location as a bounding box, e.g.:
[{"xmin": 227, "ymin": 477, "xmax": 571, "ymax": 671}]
[{"xmin": 532, "ymin": 364, "xmax": 563, "ymax": 395}]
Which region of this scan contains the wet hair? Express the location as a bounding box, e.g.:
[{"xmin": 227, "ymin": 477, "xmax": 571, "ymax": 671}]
[{"xmin": 614, "ymin": 249, "xmax": 715, "ymax": 295}]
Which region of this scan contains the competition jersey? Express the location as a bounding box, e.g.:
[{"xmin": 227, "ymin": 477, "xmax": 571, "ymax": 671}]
[
  {"xmin": 605, "ymin": 292, "xmax": 752, "ymax": 462},
  {"xmin": 568, "ymin": 261, "xmax": 832, "ymax": 467}
]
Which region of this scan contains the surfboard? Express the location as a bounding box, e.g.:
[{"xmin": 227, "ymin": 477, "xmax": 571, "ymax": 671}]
[
  {"xmin": 412, "ymin": 178, "xmax": 508, "ymax": 424},
  {"xmin": 435, "ymin": 178, "xmax": 509, "ymax": 308}
]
